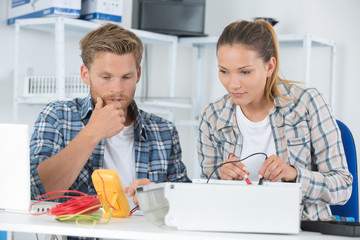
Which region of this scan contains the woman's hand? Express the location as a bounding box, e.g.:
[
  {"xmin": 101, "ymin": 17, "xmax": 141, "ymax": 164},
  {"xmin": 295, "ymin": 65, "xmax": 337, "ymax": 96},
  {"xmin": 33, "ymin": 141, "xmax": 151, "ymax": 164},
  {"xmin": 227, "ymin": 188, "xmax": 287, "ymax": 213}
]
[
  {"xmin": 258, "ymin": 155, "xmax": 297, "ymax": 182},
  {"xmin": 220, "ymin": 156, "xmax": 250, "ymax": 180}
]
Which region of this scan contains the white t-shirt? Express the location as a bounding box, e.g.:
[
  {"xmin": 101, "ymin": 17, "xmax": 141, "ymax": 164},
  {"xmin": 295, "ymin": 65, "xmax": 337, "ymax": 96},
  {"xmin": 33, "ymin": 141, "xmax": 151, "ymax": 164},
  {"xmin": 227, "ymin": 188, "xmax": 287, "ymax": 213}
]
[
  {"xmin": 103, "ymin": 123, "xmax": 136, "ymax": 210},
  {"xmin": 236, "ymin": 105, "xmax": 276, "ymax": 181}
]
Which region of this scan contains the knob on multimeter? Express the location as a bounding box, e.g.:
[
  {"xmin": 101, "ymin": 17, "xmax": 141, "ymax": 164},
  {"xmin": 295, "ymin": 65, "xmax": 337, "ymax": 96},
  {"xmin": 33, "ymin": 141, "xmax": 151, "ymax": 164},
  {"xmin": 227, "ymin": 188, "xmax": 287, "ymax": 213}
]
[{"xmin": 91, "ymin": 169, "xmax": 130, "ymax": 218}]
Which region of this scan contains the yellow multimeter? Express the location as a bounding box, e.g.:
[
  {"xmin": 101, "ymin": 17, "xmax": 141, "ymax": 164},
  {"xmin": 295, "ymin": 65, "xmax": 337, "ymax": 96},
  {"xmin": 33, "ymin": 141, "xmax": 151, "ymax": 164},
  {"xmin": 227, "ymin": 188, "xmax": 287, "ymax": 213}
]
[{"xmin": 91, "ymin": 169, "xmax": 130, "ymax": 218}]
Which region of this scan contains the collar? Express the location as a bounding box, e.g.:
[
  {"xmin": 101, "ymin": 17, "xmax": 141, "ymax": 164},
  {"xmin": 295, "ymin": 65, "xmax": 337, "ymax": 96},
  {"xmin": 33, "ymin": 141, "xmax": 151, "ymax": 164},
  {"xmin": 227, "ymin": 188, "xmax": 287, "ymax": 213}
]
[
  {"xmin": 215, "ymin": 81, "xmax": 296, "ymax": 131},
  {"xmin": 271, "ymin": 81, "xmax": 297, "ymax": 127},
  {"xmin": 80, "ymin": 94, "xmax": 94, "ymax": 120},
  {"xmin": 273, "ymin": 81, "xmax": 295, "ymax": 109},
  {"xmin": 215, "ymin": 95, "xmax": 237, "ymax": 132},
  {"xmin": 129, "ymin": 100, "xmax": 147, "ymax": 140}
]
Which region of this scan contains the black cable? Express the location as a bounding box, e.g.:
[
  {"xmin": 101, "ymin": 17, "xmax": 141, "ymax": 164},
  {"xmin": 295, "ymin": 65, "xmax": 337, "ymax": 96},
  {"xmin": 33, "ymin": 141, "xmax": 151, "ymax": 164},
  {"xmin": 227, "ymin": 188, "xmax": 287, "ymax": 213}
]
[
  {"xmin": 130, "ymin": 205, "xmax": 139, "ymax": 213},
  {"xmin": 206, "ymin": 152, "xmax": 268, "ymax": 184},
  {"xmin": 258, "ymin": 177, "xmax": 264, "ymax": 185}
]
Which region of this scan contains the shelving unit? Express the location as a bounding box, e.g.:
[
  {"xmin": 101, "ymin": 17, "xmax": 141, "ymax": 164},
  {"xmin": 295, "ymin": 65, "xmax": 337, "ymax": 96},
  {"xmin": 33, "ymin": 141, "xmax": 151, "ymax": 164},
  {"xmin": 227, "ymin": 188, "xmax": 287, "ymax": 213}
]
[
  {"xmin": 278, "ymin": 34, "xmax": 336, "ymax": 110},
  {"xmin": 13, "ymin": 17, "xmax": 179, "ymax": 121},
  {"xmin": 13, "ymin": 17, "xmax": 337, "ymax": 124},
  {"xmin": 13, "ymin": 18, "xmax": 98, "ymax": 111},
  {"xmin": 178, "ymin": 36, "xmax": 218, "ymax": 115},
  {"xmin": 12, "ymin": 17, "xmax": 338, "ymax": 180}
]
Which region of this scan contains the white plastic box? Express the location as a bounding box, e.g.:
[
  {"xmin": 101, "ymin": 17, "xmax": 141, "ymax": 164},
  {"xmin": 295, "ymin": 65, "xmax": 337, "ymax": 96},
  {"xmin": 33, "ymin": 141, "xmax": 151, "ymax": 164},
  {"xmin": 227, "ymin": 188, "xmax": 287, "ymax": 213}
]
[
  {"xmin": 7, "ymin": 0, "xmax": 81, "ymax": 25},
  {"xmin": 81, "ymin": 0, "xmax": 123, "ymax": 23},
  {"xmin": 136, "ymin": 181, "xmax": 302, "ymax": 234}
]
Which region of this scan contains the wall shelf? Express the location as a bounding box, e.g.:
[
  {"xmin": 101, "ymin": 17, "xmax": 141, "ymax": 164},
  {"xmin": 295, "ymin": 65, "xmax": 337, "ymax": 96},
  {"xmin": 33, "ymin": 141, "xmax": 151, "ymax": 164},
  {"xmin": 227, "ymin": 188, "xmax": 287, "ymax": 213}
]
[
  {"xmin": 13, "ymin": 17, "xmax": 336, "ymax": 122},
  {"xmin": 13, "ymin": 17, "xmax": 179, "ymax": 121}
]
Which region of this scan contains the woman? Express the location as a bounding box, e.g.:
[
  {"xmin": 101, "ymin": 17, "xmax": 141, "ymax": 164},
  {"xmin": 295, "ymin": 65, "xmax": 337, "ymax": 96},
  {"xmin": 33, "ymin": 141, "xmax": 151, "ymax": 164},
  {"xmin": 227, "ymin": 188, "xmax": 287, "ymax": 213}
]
[{"xmin": 197, "ymin": 19, "xmax": 352, "ymax": 220}]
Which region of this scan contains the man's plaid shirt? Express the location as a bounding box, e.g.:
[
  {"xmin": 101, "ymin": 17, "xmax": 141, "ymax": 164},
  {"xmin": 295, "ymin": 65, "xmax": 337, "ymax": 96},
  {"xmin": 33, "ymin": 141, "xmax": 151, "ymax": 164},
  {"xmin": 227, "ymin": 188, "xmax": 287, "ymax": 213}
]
[{"xmin": 30, "ymin": 94, "xmax": 190, "ymax": 200}]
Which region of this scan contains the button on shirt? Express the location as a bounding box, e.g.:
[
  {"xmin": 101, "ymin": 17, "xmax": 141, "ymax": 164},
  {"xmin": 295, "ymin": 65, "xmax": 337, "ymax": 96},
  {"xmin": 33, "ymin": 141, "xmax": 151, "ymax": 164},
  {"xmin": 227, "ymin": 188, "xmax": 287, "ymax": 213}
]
[
  {"xmin": 197, "ymin": 82, "xmax": 353, "ymax": 220},
  {"xmin": 30, "ymin": 94, "xmax": 190, "ymax": 201}
]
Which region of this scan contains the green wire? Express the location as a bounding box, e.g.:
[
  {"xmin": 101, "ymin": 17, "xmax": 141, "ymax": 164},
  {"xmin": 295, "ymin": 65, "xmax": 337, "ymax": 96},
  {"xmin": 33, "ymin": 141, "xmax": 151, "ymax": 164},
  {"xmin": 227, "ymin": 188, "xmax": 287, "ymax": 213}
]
[{"xmin": 55, "ymin": 205, "xmax": 112, "ymax": 228}]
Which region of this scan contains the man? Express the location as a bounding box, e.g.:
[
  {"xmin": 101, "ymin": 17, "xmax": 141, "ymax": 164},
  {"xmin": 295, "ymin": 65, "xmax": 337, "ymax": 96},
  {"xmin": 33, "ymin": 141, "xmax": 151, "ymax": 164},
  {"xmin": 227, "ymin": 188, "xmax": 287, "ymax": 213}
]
[{"xmin": 30, "ymin": 23, "xmax": 190, "ymax": 210}]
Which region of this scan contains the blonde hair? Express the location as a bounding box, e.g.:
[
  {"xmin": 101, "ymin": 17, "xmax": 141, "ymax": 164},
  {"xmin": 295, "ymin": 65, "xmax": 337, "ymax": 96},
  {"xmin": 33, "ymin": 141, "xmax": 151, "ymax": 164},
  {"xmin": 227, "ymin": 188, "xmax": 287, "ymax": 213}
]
[
  {"xmin": 217, "ymin": 19, "xmax": 293, "ymax": 105},
  {"xmin": 80, "ymin": 23, "xmax": 144, "ymax": 69}
]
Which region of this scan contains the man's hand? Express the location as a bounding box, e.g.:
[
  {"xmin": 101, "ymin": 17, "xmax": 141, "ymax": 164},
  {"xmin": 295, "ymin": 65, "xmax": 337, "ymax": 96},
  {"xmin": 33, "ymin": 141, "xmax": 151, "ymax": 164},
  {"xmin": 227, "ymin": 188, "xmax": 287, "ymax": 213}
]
[
  {"xmin": 37, "ymin": 96, "xmax": 126, "ymax": 194},
  {"xmin": 86, "ymin": 97, "xmax": 126, "ymax": 140},
  {"xmin": 258, "ymin": 155, "xmax": 297, "ymax": 182},
  {"xmin": 124, "ymin": 179, "xmax": 154, "ymax": 206},
  {"xmin": 220, "ymin": 156, "xmax": 250, "ymax": 180}
]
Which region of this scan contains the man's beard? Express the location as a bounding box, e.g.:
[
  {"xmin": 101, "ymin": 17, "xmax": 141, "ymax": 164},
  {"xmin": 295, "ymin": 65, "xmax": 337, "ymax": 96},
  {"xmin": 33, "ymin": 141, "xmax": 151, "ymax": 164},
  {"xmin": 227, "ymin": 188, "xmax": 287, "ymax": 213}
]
[{"xmin": 89, "ymin": 86, "xmax": 132, "ymax": 110}]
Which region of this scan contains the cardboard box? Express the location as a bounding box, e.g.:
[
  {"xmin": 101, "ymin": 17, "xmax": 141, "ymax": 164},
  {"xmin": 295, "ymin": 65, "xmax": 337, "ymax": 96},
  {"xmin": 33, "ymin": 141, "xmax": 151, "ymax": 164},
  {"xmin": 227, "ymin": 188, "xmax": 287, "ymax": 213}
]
[
  {"xmin": 81, "ymin": 0, "xmax": 123, "ymax": 23},
  {"xmin": 7, "ymin": 0, "xmax": 81, "ymax": 25}
]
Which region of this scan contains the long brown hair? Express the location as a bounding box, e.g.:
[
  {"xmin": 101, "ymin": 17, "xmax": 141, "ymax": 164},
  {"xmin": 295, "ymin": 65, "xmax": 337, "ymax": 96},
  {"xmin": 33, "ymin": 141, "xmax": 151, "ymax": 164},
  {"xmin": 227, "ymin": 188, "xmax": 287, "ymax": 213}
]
[{"xmin": 217, "ymin": 19, "xmax": 293, "ymax": 105}]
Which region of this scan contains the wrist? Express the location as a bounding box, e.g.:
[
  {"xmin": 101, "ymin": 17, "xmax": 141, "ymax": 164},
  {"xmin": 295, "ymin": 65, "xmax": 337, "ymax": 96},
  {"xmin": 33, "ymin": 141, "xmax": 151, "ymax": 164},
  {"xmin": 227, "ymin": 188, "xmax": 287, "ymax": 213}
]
[
  {"xmin": 81, "ymin": 124, "xmax": 103, "ymax": 145},
  {"xmin": 283, "ymin": 166, "xmax": 298, "ymax": 182}
]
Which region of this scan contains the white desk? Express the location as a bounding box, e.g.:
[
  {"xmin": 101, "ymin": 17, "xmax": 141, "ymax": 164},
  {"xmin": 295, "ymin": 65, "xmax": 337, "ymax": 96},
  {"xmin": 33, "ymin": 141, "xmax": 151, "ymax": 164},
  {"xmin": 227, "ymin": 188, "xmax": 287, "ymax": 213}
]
[{"xmin": 0, "ymin": 211, "xmax": 351, "ymax": 240}]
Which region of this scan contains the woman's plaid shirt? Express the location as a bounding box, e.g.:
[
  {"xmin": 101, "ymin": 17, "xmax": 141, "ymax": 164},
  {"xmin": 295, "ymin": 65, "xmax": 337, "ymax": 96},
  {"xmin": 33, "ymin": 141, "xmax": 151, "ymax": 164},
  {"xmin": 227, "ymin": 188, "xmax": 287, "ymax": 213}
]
[{"xmin": 197, "ymin": 82, "xmax": 352, "ymax": 220}]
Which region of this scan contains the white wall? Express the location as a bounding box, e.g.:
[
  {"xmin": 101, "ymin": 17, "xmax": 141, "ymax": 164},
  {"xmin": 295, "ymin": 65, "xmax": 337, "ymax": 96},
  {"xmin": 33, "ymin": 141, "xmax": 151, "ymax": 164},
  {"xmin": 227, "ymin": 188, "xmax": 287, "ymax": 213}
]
[
  {"xmin": 1, "ymin": 0, "xmax": 360, "ymax": 181},
  {"xmin": 0, "ymin": 2, "xmax": 16, "ymax": 123}
]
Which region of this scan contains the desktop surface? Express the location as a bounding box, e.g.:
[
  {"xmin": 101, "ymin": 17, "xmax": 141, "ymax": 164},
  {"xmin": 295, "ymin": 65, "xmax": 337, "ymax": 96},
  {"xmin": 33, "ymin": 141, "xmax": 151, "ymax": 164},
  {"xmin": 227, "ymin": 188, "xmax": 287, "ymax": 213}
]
[{"xmin": 0, "ymin": 211, "xmax": 354, "ymax": 240}]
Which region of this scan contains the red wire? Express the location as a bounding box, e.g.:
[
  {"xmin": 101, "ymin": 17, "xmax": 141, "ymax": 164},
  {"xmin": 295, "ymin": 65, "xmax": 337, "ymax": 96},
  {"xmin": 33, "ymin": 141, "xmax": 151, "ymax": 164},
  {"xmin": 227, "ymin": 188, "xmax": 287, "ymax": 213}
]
[
  {"xmin": 129, "ymin": 205, "xmax": 139, "ymax": 216},
  {"xmin": 96, "ymin": 171, "xmax": 118, "ymax": 211},
  {"xmin": 29, "ymin": 191, "xmax": 101, "ymax": 216},
  {"xmin": 228, "ymin": 152, "xmax": 252, "ymax": 185},
  {"xmin": 30, "ymin": 172, "xmax": 132, "ymax": 218},
  {"xmin": 50, "ymin": 196, "xmax": 100, "ymax": 216}
]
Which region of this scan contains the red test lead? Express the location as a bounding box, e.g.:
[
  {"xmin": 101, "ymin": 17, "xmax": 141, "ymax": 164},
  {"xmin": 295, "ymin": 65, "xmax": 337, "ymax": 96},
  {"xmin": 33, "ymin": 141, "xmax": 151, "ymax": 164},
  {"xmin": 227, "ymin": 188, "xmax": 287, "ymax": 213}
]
[
  {"xmin": 245, "ymin": 178, "xmax": 252, "ymax": 185},
  {"xmin": 228, "ymin": 153, "xmax": 252, "ymax": 185}
]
